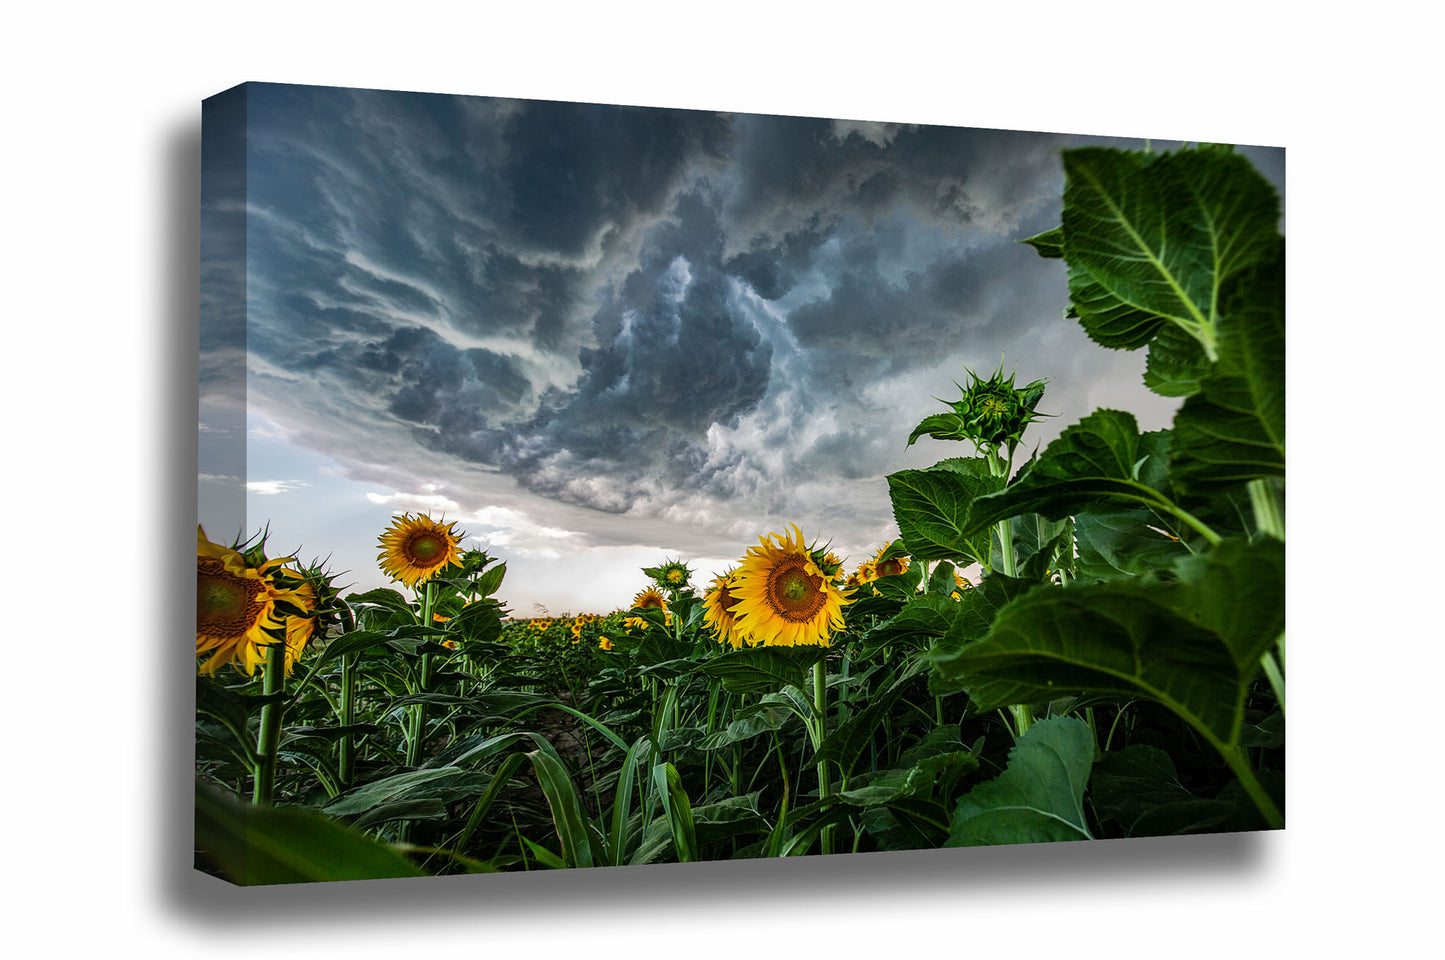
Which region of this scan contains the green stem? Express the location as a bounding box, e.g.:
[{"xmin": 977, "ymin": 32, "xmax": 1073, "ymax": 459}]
[
  {"xmin": 1221, "ymin": 744, "xmax": 1284, "ymax": 830},
  {"xmin": 406, "ymin": 582, "xmax": 437, "ymax": 768},
  {"xmin": 337, "ymin": 601, "xmax": 358, "ymax": 786},
  {"xmin": 812, "ymin": 658, "xmax": 832, "ymax": 855},
  {"xmin": 252, "ymin": 642, "xmax": 286, "ymax": 805},
  {"xmin": 1156, "ymin": 498, "xmax": 1223, "ymax": 547},
  {"xmin": 1008, "ymin": 703, "xmax": 1034, "ymax": 740},
  {"xmin": 339, "ymin": 652, "xmax": 358, "ymax": 784},
  {"xmin": 1261, "ymin": 650, "xmax": 1285, "ymax": 716},
  {"xmin": 1248, "ymin": 478, "xmax": 1285, "ymax": 541},
  {"xmin": 986, "ymin": 448, "xmax": 1018, "ymax": 577}
]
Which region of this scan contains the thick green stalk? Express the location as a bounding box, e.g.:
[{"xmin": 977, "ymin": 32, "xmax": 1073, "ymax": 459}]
[
  {"xmin": 252, "ymin": 642, "xmax": 286, "ymax": 805},
  {"xmin": 337, "ymin": 601, "xmax": 358, "ymax": 785},
  {"xmin": 1221, "ymin": 744, "xmax": 1284, "ymax": 830},
  {"xmin": 405, "ymin": 582, "xmax": 437, "ymax": 768},
  {"xmin": 1248, "ymin": 481, "xmax": 1285, "ymax": 712},
  {"xmin": 1248, "ymin": 479, "xmax": 1285, "ymax": 541},
  {"xmin": 988, "ymin": 446, "xmax": 1033, "ymax": 737},
  {"xmin": 339, "ymin": 651, "xmax": 358, "ymax": 784},
  {"xmin": 812, "ymin": 658, "xmax": 832, "ymax": 855}
]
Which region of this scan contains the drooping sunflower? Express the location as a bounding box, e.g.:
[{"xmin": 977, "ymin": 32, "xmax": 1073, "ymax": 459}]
[
  {"xmin": 376, "ymin": 513, "xmax": 464, "ymax": 588},
  {"xmin": 849, "ymin": 559, "xmax": 878, "ymax": 585},
  {"xmin": 632, "ymin": 586, "xmax": 672, "ymax": 624},
  {"xmin": 633, "ymin": 586, "xmax": 667, "ymax": 609},
  {"xmin": 196, "ymin": 526, "xmax": 311, "ymax": 676},
  {"xmin": 280, "ymin": 577, "xmax": 318, "ymax": 675},
  {"xmin": 730, "ymin": 524, "xmax": 851, "ymax": 647},
  {"xmin": 702, "ymin": 569, "xmax": 747, "ymax": 649},
  {"xmin": 871, "ymin": 542, "xmax": 910, "ymax": 578}
]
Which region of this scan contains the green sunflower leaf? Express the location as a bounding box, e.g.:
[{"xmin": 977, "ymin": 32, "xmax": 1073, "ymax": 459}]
[
  {"xmin": 692, "ymin": 646, "xmax": 826, "ymax": 694},
  {"xmin": 1073, "ymin": 506, "xmax": 1190, "ymax": 580},
  {"xmin": 887, "ymin": 459, "xmax": 1004, "ymax": 564},
  {"xmin": 1143, "ymin": 319, "xmax": 1210, "ymax": 397},
  {"xmin": 960, "ymin": 409, "xmax": 1175, "ymax": 536},
  {"xmin": 1169, "ymin": 244, "xmax": 1285, "ymax": 492},
  {"xmin": 946, "ymin": 537, "xmax": 1283, "ymax": 749},
  {"xmin": 1088, "ymin": 744, "xmax": 1235, "ymax": 838},
  {"xmin": 196, "ymin": 780, "xmax": 425, "ymax": 885},
  {"xmin": 1020, "ymin": 225, "xmax": 1064, "ymax": 259},
  {"xmin": 1060, "ymin": 147, "xmax": 1280, "ymax": 353},
  {"xmin": 945, "ymin": 716, "xmax": 1096, "ymax": 846}
]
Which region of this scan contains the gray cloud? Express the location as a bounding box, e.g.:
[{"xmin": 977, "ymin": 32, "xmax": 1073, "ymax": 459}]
[{"xmin": 209, "ymin": 83, "xmax": 1285, "ymax": 558}]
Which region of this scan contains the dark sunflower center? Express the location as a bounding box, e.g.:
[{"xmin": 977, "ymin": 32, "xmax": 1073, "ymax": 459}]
[
  {"xmin": 765, "ymin": 557, "xmax": 826, "ymax": 622},
  {"xmin": 877, "ymin": 558, "xmax": 904, "ymax": 577},
  {"xmin": 404, "ymin": 532, "xmax": 446, "ymax": 565},
  {"xmin": 197, "ymin": 560, "xmax": 263, "ymax": 636}
]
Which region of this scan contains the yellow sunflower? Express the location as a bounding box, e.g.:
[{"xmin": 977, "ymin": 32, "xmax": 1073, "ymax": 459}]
[
  {"xmin": 196, "ymin": 526, "xmax": 311, "ymax": 676},
  {"xmin": 376, "ymin": 513, "xmax": 464, "ymax": 588},
  {"xmin": 871, "ymin": 543, "xmax": 910, "ymax": 578},
  {"xmin": 730, "ymin": 524, "xmax": 851, "ymax": 647},
  {"xmin": 703, "ymin": 569, "xmax": 748, "ymax": 649},
  {"xmin": 598, "ymin": 636, "xmax": 614, "ymax": 651},
  {"xmin": 634, "ymin": 586, "xmax": 667, "ymax": 610},
  {"xmin": 951, "ymin": 572, "xmax": 972, "ymax": 600},
  {"xmin": 632, "ymin": 586, "xmax": 673, "ymax": 625},
  {"xmin": 280, "ymin": 577, "xmax": 319, "ymax": 676}
]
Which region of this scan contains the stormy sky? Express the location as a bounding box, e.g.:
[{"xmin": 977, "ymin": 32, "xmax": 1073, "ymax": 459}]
[{"xmin": 198, "ymin": 82, "xmax": 1285, "ymax": 616}]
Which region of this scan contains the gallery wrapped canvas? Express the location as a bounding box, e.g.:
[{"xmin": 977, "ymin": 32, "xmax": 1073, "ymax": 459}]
[{"xmin": 196, "ymin": 82, "xmax": 1284, "ymax": 884}]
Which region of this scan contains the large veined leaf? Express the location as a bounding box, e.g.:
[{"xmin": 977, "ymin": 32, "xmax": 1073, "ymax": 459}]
[
  {"xmin": 1011, "ymin": 513, "xmax": 1076, "ymax": 581},
  {"xmin": 1073, "ymin": 506, "xmax": 1190, "ymax": 580},
  {"xmin": 693, "ymin": 645, "xmax": 825, "ymax": 694},
  {"xmin": 1061, "ymin": 147, "xmax": 1280, "ymax": 353},
  {"xmin": 1143, "ymin": 319, "xmax": 1210, "ymax": 397},
  {"xmin": 1219, "ymin": 243, "xmax": 1285, "ymax": 453},
  {"xmin": 862, "ymin": 594, "xmax": 964, "ymax": 645},
  {"xmin": 1170, "ymin": 246, "xmax": 1285, "ymax": 492},
  {"xmin": 928, "ymin": 575, "xmax": 1041, "ymax": 665},
  {"xmin": 960, "ymin": 409, "xmax": 1177, "ymax": 535},
  {"xmin": 196, "ymin": 780, "xmax": 425, "ymax": 885},
  {"xmin": 1020, "ymin": 226, "xmax": 1064, "ymax": 259},
  {"xmin": 887, "ymin": 458, "xmax": 1004, "ymax": 563},
  {"xmin": 1089, "ymin": 745, "xmax": 1235, "ymax": 838},
  {"xmin": 942, "ymin": 537, "xmax": 1283, "ymax": 750},
  {"xmin": 945, "ymin": 716, "xmax": 1095, "ymax": 846}
]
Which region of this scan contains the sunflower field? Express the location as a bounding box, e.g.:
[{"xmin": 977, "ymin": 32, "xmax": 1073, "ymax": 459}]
[{"xmin": 195, "ymin": 142, "xmax": 1284, "ymax": 884}]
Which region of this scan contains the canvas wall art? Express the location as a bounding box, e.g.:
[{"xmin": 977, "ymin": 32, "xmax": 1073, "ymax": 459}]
[{"xmin": 195, "ymin": 81, "xmax": 1285, "ymax": 885}]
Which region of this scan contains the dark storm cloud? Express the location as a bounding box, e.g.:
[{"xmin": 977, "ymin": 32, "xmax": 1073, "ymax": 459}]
[{"xmin": 215, "ymin": 82, "xmax": 1284, "ymax": 538}]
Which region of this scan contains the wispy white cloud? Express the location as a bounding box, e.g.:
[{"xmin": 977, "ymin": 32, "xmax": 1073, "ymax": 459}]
[{"xmin": 246, "ymin": 479, "xmax": 311, "ymax": 496}]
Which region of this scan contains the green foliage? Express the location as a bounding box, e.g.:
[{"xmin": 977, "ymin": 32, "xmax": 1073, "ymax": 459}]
[
  {"xmin": 195, "ymin": 779, "xmax": 427, "ymax": 884},
  {"xmin": 195, "ymin": 142, "xmax": 1284, "ymax": 884},
  {"xmin": 946, "ymin": 717, "xmax": 1096, "ymax": 846}
]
